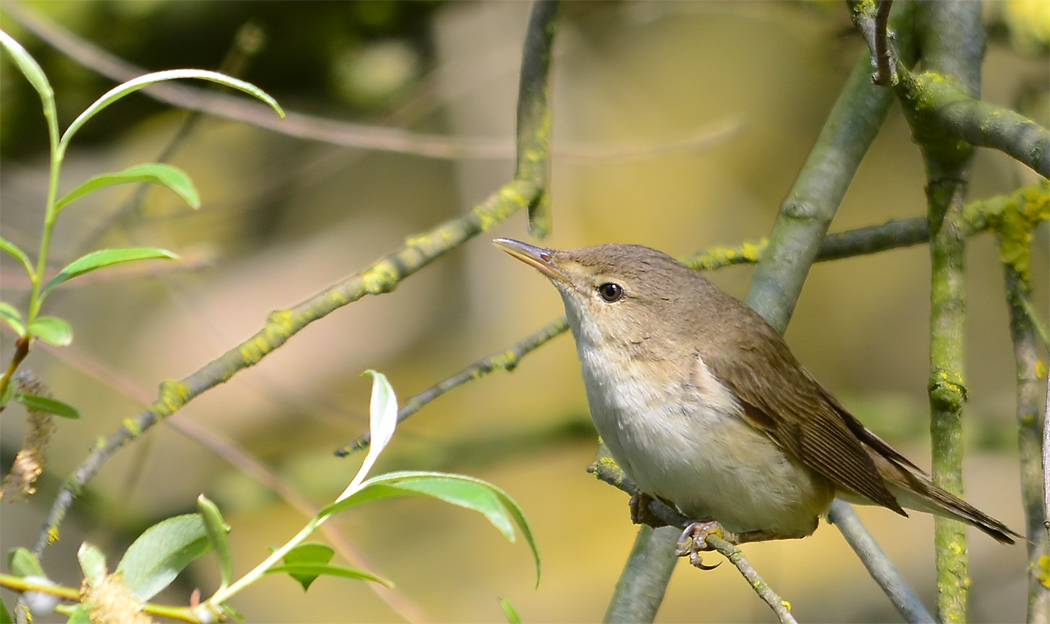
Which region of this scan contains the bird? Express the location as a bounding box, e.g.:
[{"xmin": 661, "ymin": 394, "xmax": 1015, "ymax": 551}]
[{"xmin": 493, "ymin": 238, "xmax": 1018, "ymax": 566}]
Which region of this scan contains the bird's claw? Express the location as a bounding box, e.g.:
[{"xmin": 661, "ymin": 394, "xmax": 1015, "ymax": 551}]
[
  {"xmin": 629, "ymin": 492, "xmax": 660, "ymax": 527},
  {"xmin": 675, "ymin": 520, "xmax": 725, "ymax": 570}
]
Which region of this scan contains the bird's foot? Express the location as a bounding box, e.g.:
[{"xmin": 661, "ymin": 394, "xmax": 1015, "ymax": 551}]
[
  {"xmin": 675, "ymin": 520, "xmax": 731, "ymax": 570},
  {"xmin": 629, "ymin": 492, "xmax": 662, "ymax": 527}
]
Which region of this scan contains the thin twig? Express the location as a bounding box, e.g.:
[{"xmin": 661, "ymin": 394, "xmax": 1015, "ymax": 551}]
[
  {"xmin": 588, "ymin": 455, "xmax": 797, "ymax": 624},
  {"xmin": 0, "ymin": 0, "xmax": 738, "ymax": 165},
  {"xmin": 998, "ymin": 229, "xmax": 1050, "ymax": 622},
  {"xmin": 827, "ymin": 501, "xmax": 934, "ymax": 623}
]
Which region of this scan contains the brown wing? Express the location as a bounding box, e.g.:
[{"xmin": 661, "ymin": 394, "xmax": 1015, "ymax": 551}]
[{"xmin": 701, "ymin": 336, "xmax": 906, "ymax": 516}]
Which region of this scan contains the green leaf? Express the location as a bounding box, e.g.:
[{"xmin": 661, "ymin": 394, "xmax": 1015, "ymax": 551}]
[
  {"xmin": 499, "ymin": 597, "xmax": 522, "ymax": 624},
  {"xmin": 320, "ymin": 471, "xmax": 540, "ymax": 584},
  {"xmin": 28, "ymin": 316, "xmax": 72, "ymax": 347},
  {"xmin": 65, "ymin": 605, "xmax": 92, "ymax": 624},
  {"xmin": 63, "ymin": 69, "xmax": 285, "ymax": 149},
  {"xmin": 41, "ymin": 247, "xmax": 179, "ymax": 300},
  {"xmin": 8, "ymin": 547, "xmax": 46, "ymax": 578},
  {"xmin": 56, "ymin": 163, "xmax": 200, "ymax": 213},
  {"xmin": 279, "ymin": 543, "xmax": 334, "ymax": 591},
  {"xmin": 197, "ymin": 495, "xmax": 233, "ymax": 588},
  {"xmin": 0, "ymin": 596, "xmax": 12, "ymax": 624},
  {"xmin": 1, "ymin": 237, "xmax": 35, "ymax": 281},
  {"xmin": 0, "ymin": 302, "xmax": 26, "ymax": 337},
  {"xmin": 0, "ymin": 31, "xmax": 55, "ymax": 126},
  {"xmin": 115, "ymin": 513, "xmax": 210, "ymax": 601},
  {"xmin": 15, "ymin": 393, "xmax": 81, "ymax": 419},
  {"xmin": 77, "ymin": 543, "xmax": 108, "ymax": 586},
  {"xmin": 265, "ymin": 563, "xmax": 392, "ymax": 589}
]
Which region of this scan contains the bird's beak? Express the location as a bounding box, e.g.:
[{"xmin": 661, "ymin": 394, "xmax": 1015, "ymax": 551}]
[{"xmin": 493, "ymin": 238, "xmax": 573, "ymax": 286}]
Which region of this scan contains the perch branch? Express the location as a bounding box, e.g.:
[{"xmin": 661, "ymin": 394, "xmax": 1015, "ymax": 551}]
[{"xmin": 589, "ymin": 455, "xmax": 798, "ymax": 624}]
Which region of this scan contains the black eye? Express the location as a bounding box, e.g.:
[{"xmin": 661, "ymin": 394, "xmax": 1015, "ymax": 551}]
[{"xmin": 597, "ymin": 282, "xmax": 624, "ymax": 303}]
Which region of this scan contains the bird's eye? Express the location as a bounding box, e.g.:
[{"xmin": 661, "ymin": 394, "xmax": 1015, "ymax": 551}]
[{"xmin": 597, "ymin": 282, "xmax": 624, "ymax": 303}]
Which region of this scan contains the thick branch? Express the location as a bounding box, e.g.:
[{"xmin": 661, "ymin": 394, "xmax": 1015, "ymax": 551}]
[{"xmin": 904, "ymin": 2, "xmax": 984, "ymax": 621}]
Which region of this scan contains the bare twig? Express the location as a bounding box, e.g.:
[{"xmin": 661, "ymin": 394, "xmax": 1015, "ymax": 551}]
[{"xmin": 827, "ymin": 501, "xmax": 934, "ymax": 623}]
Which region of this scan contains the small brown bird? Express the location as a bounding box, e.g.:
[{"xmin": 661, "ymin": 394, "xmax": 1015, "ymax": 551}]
[{"xmin": 494, "ymin": 238, "xmax": 1017, "ymax": 563}]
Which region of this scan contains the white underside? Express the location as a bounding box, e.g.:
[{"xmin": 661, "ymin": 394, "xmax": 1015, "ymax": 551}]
[{"xmin": 572, "ymin": 321, "xmax": 833, "ymax": 537}]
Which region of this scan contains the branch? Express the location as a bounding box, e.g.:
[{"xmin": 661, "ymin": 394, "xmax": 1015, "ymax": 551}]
[
  {"xmin": 602, "ymin": 526, "xmax": 678, "ymax": 623},
  {"xmin": 0, "ymin": 0, "xmax": 738, "ymax": 165},
  {"xmin": 827, "ymin": 501, "xmax": 934, "ymax": 623},
  {"xmin": 31, "ymin": 0, "xmax": 560, "ymax": 557},
  {"xmin": 851, "ymin": 0, "xmax": 1049, "ymax": 178},
  {"xmin": 744, "ymin": 0, "xmax": 916, "ymax": 333},
  {"xmin": 994, "ymin": 190, "xmax": 1050, "ymax": 621},
  {"xmin": 897, "ymin": 2, "xmax": 984, "ymax": 620},
  {"xmin": 589, "ymin": 455, "xmax": 797, "ymax": 624}
]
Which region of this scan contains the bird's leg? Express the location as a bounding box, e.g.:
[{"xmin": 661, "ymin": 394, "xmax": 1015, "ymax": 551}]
[
  {"xmin": 629, "ymin": 491, "xmax": 671, "ymax": 528},
  {"xmin": 675, "ymin": 520, "xmax": 738, "ymax": 570}
]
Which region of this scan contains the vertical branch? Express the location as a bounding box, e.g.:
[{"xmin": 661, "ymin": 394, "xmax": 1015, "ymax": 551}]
[
  {"xmin": 516, "ymin": 0, "xmax": 559, "ymax": 238},
  {"xmin": 900, "ymin": 2, "xmax": 985, "ymax": 621},
  {"xmin": 602, "ymin": 526, "xmax": 679, "ymax": 623},
  {"xmin": 993, "ymin": 187, "xmax": 1050, "ymax": 622},
  {"xmin": 1003, "ymin": 261, "xmax": 1050, "ymax": 623}
]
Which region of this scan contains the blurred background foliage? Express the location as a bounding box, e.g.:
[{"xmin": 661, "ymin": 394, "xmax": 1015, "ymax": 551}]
[{"xmin": 1, "ymin": 1, "xmax": 1047, "ymax": 622}]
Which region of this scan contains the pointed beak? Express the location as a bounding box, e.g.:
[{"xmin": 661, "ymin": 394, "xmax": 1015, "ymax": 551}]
[{"xmin": 493, "ymin": 238, "xmax": 573, "ymax": 286}]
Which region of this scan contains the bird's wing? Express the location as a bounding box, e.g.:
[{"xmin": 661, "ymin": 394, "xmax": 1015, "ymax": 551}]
[{"xmin": 700, "ymin": 339, "xmax": 906, "ymax": 516}]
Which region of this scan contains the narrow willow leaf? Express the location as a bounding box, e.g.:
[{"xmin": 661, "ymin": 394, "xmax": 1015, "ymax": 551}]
[
  {"xmin": 499, "ymin": 597, "xmax": 522, "ymax": 624},
  {"xmin": 0, "ymin": 302, "xmax": 26, "ymax": 337},
  {"xmin": 279, "ymin": 543, "xmax": 334, "ymax": 591},
  {"xmin": 338, "ymin": 370, "xmax": 398, "ymax": 499},
  {"xmin": 320, "ymin": 471, "xmax": 540, "ymax": 584},
  {"xmin": 15, "ymin": 393, "xmax": 81, "ymax": 419},
  {"xmin": 8, "ymin": 547, "xmax": 46, "ymax": 578},
  {"xmin": 0, "ymin": 31, "xmax": 55, "ymax": 122},
  {"xmin": 41, "ymin": 247, "xmax": 179, "ymax": 300},
  {"xmin": 115, "ymin": 513, "xmax": 210, "ymax": 601},
  {"xmin": 77, "ymin": 543, "xmax": 108, "ymax": 586},
  {"xmin": 56, "ymin": 163, "xmax": 200, "ymax": 212},
  {"xmin": 0, "ymin": 596, "xmax": 12, "ymax": 624},
  {"xmin": 0, "ymin": 237, "xmax": 35, "ymax": 280},
  {"xmin": 265, "ymin": 563, "xmax": 392, "ymax": 589},
  {"xmin": 197, "ymin": 495, "xmax": 233, "ymax": 588},
  {"xmin": 28, "ymin": 316, "xmax": 72, "ymax": 347},
  {"xmin": 63, "ymin": 69, "xmax": 284, "ymax": 148}
]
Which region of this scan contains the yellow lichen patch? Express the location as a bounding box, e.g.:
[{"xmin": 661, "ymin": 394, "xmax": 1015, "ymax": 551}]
[
  {"xmin": 1035, "ymin": 555, "xmax": 1050, "ymax": 588},
  {"xmin": 361, "ymin": 260, "xmax": 400, "ymax": 295},
  {"xmin": 47, "ymin": 525, "xmax": 60, "ymax": 544},
  {"xmin": 1036, "ymin": 360, "xmax": 1047, "ymax": 379},
  {"xmin": 158, "ymin": 380, "xmax": 191, "ymax": 412},
  {"xmin": 122, "ymin": 418, "xmax": 141, "ymax": 437},
  {"xmin": 490, "ymin": 350, "xmax": 519, "ymax": 371},
  {"xmin": 781, "ymin": 600, "xmax": 792, "ymax": 611}
]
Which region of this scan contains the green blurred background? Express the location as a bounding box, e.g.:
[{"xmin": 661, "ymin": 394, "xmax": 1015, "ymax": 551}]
[{"xmin": 1, "ymin": 1, "xmax": 1047, "ymax": 621}]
